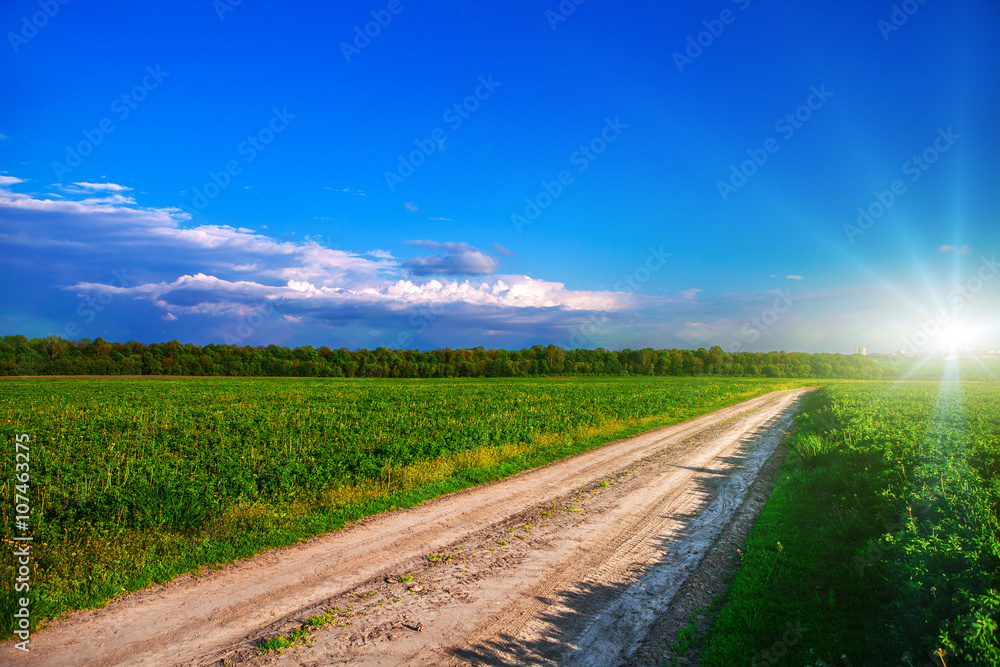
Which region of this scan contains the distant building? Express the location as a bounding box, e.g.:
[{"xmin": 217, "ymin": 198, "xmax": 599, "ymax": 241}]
[{"xmin": 859, "ymin": 347, "xmax": 867, "ymax": 356}]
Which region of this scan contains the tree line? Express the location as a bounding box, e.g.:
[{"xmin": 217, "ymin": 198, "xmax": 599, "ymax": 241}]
[{"xmin": 0, "ymin": 335, "xmax": 887, "ymax": 380}]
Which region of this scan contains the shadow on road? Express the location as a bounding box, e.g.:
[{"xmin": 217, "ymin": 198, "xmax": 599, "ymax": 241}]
[{"xmin": 447, "ymin": 412, "xmax": 791, "ymax": 665}]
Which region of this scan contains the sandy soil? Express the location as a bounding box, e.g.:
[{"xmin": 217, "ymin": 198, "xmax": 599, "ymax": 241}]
[{"xmin": 7, "ymin": 388, "xmax": 811, "ymax": 666}]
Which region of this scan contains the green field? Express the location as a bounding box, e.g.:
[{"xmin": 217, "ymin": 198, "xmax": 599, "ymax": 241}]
[
  {"xmin": 876, "ymin": 357, "xmax": 1000, "ymax": 382},
  {"xmin": 702, "ymin": 380, "xmax": 1000, "ymax": 666},
  {"xmin": 0, "ymin": 375, "xmax": 799, "ymax": 635}
]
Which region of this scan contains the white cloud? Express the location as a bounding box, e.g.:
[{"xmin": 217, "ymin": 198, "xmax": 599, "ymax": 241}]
[
  {"xmin": 402, "ymin": 240, "xmax": 500, "ymax": 276},
  {"xmin": 162, "ymin": 312, "xmax": 178, "ymax": 321},
  {"xmin": 326, "ymin": 186, "xmax": 366, "ymax": 196},
  {"xmin": 678, "ymin": 288, "xmax": 701, "ymax": 300},
  {"xmin": 492, "ymin": 243, "xmax": 515, "ymax": 257},
  {"xmin": 0, "ymin": 175, "xmax": 25, "ymax": 186},
  {"xmin": 787, "ymin": 274, "xmax": 804, "ymax": 280},
  {"xmin": 70, "ymin": 182, "xmax": 132, "ymax": 192},
  {"xmin": 88, "ymin": 272, "xmax": 624, "ymax": 318},
  {"xmin": 0, "ymin": 177, "xmax": 628, "ymax": 335}
]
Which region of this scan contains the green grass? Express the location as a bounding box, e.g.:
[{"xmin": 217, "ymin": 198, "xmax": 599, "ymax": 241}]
[
  {"xmin": 0, "ymin": 375, "xmax": 799, "ymax": 637},
  {"xmin": 258, "ymin": 624, "xmax": 310, "ymax": 653},
  {"xmin": 701, "ymin": 381, "xmax": 1000, "ymax": 666},
  {"xmin": 877, "ymin": 357, "xmax": 1000, "ymax": 381}
]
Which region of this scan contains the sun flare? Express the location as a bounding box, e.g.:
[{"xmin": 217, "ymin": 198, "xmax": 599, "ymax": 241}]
[{"xmin": 943, "ymin": 326, "xmax": 971, "ymax": 350}]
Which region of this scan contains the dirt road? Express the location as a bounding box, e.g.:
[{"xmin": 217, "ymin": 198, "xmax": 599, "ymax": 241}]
[{"xmin": 11, "ymin": 387, "xmax": 811, "ymax": 666}]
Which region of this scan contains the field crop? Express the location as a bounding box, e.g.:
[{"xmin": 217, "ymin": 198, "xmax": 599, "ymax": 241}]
[
  {"xmin": 873, "ymin": 357, "xmax": 1000, "ymax": 382},
  {"xmin": 702, "ymin": 379, "xmax": 1000, "ymax": 666},
  {"xmin": 0, "ymin": 375, "xmax": 797, "ymax": 635}
]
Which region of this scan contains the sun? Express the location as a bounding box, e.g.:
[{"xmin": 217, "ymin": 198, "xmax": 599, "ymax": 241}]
[{"xmin": 943, "ymin": 326, "xmax": 970, "ymax": 350}]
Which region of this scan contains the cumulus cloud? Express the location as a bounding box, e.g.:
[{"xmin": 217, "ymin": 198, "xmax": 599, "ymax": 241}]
[
  {"xmin": 86, "ymin": 272, "xmax": 625, "ymax": 320},
  {"xmin": 402, "ymin": 240, "xmax": 501, "ymax": 276},
  {"xmin": 71, "ymin": 182, "xmax": 132, "ymax": 192},
  {"xmin": 0, "ymin": 175, "xmax": 25, "ymax": 186},
  {"xmin": 0, "ymin": 178, "xmax": 629, "ymax": 344},
  {"xmin": 492, "ymin": 243, "xmax": 515, "ymax": 257}
]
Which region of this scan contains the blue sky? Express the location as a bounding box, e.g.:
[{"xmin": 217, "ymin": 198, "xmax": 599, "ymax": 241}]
[{"xmin": 1, "ymin": 0, "xmax": 998, "ymax": 353}]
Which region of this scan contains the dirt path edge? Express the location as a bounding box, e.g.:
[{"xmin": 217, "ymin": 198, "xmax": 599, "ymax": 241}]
[{"xmin": 626, "ymin": 414, "xmax": 799, "ymax": 666}]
